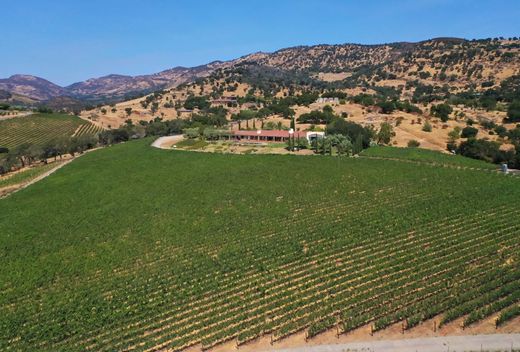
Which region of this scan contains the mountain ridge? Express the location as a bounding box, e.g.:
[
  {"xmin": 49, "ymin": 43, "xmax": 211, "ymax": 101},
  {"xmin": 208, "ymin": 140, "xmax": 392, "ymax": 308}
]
[{"xmin": 1, "ymin": 37, "xmax": 518, "ymax": 106}]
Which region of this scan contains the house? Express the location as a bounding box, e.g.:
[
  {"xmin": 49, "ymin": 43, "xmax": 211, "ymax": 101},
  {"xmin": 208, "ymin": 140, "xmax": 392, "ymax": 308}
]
[
  {"xmin": 316, "ymin": 97, "xmax": 340, "ymax": 104},
  {"xmin": 210, "ymin": 96, "xmax": 238, "ymax": 107},
  {"xmin": 177, "ymin": 108, "xmax": 193, "ymax": 117},
  {"xmin": 232, "ymin": 130, "xmax": 324, "ymax": 143}
]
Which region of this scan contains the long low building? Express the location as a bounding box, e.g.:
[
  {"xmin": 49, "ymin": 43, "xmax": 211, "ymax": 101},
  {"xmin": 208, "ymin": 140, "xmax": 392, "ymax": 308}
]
[{"xmin": 232, "ymin": 130, "xmax": 324, "ymax": 143}]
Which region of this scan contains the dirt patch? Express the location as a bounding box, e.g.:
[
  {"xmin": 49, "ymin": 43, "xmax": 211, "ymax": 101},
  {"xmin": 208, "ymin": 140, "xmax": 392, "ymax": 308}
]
[{"xmin": 207, "ymin": 313, "xmax": 520, "ymax": 352}]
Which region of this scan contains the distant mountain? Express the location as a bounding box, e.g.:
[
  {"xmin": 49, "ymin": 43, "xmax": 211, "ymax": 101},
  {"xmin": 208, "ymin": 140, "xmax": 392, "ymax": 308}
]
[
  {"xmin": 1, "ymin": 37, "xmax": 519, "ymax": 109},
  {"xmin": 0, "ymin": 74, "xmax": 67, "ymax": 101},
  {"xmin": 65, "ymin": 61, "xmax": 231, "ymax": 101},
  {"xmin": 0, "ymin": 61, "xmax": 233, "ymax": 106}
]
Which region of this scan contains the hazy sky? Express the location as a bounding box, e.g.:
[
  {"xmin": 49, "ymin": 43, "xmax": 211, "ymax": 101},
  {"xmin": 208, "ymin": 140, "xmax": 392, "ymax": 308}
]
[{"xmin": 2, "ymin": 0, "xmax": 519, "ymax": 86}]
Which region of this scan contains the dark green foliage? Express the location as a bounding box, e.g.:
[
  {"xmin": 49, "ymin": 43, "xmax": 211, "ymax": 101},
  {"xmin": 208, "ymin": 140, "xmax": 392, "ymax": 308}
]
[
  {"xmin": 36, "ymin": 106, "xmax": 53, "ymax": 114},
  {"xmin": 326, "ymin": 118, "xmax": 373, "ymax": 149},
  {"xmin": 351, "ymin": 94, "xmax": 375, "ymax": 106},
  {"xmin": 430, "ymin": 103, "xmax": 453, "ymax": 122},
  {"xmin": 321, "ymin": 91, "xmax": 347, "ymax": 99},
  {"xmin": 461, "ymin": 126, "xmax": 478, "ymax": 138},
  {"xmin": 506, "ymin": 101, "xmax": 520, "ymax": 122},
  {"xmin": 298, "ymin": 110, "xmax": 335, "ymax": 124},
  {"xmin": 494, "ymin": 125, "xmax": 508, "ymax": 137},
  {"xmin": 456, "ymin": 138, "xmax": 510, "ymax": 164},
  {"xmin": 377, "ymin": 101, "xmax": 396, "ymax": 114},
  {"xmin": 376, "ymin": 122, "xmax": 394, "ymax": 145},
  {"xmin": 377, "ymin": 100, "xmax": 422, "ymax": 114},
  {"xmin": 496, "ymin": 305, "xmax": 520, "ymax": 327},
  {"xmin": 183, "ymin": 95, "xmax": 210, "ymax": 110}
]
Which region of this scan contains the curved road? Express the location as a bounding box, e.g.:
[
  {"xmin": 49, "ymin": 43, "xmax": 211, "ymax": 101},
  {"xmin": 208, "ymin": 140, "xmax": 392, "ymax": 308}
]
[
  {"xmin": 264, "ymin": 334, "xmax": 520, "ymax": 352},
  {"xmin": 151, "ymin": 135, "xmax": 184, "ymax": 149}
]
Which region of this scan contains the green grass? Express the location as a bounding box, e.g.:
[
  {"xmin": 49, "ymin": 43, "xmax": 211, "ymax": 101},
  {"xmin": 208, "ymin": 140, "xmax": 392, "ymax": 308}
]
[
  {"xmin": 0, "ymin": 139, "xmax": 518, "ymax": 351},
  {"xmin": 0, "ymin": 113, "xmax": 87, "ymax": 149},
  {"xmin": 360, "ymin": 146, "xmax": 498, "ymax": 170},
  {"xmin": 0, "ymin": 162, "xmax": 61, "ymax": 189}
]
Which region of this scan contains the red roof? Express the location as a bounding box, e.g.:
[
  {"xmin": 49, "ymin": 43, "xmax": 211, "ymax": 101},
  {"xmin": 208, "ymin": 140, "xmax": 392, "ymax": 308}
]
[{"xmin": 233, "ymin": 130, "xmax": 306, "ymax": 138}]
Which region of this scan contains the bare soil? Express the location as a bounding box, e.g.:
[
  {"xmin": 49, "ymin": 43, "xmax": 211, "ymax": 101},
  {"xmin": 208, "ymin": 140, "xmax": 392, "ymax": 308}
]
[{"xmin": 210, "ymin": 313, "xmax": 520, "ymax": 352}]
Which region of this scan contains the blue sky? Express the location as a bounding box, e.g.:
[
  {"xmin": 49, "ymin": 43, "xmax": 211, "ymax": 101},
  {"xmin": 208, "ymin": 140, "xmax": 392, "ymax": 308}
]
[{"xmin": 2, "ymin": 0, "xmax": 519, "ymax": 86}]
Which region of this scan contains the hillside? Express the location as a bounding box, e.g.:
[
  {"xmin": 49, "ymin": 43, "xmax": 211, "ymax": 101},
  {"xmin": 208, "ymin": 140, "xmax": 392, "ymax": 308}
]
[
  {"xmin": 0, "ymin": 139, "xmax": 518, "ymax": 351},
  {"xmin": 2, "ymin": 37, "xmax": 519, "ymax": 107},
  {"xmin": 73, "ymin": 37, "xmax": 520, "ymax": 160}
]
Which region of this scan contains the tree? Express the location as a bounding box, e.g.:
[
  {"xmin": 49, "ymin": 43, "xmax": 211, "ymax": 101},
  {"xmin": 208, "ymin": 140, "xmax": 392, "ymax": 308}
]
[
  {"xmin": 461, "ymin": 126, "xmax": 478, "ymax": 138},
  {"xmin": 430, "ymin": 103, "xmax": 453, "ymax": 122},
  {"xmin": 298, "ymin": 110, "xmax": 335, "ymax": 124},
  {"xmin": 100, "ymin": 108, "xmax": 107, "ymax": 115},
  {"xmin": 377, "ymin": 122, "xmax": 394, "ymax": 145},
  {"xmin": 12, "ymin": 143, "xmax": 32, "ymax": 167},
  {"xmin": 125, "ymin": 107, "xmax": 133, "ymax": 117},
  {"xmin": 183, "ymin": 128, "xmax": 200, "ymax": 139},
  {"xmin": 26, "ymin": 144, "xmax": 43, "ymax": 164},
  {"xmin": 54, "ymin": 137, "xmax": 71, "ymax": 159},
  {"xmin": 37, "ymin": 106, "xmax": 53, "ymax": 114},
  {"xmin": 327, "ymin": 118, "xmax": 373, "ymax": 149},
  {"xmin": 332, "ymin": 134, "xmax": 352, "ymax": 156},
  {"xmin": 448, "ymin": 126, "xmax": 462, "ymax": 141},
  {"xmin": 457, "ymin": 138, "xmax": 505, "ymax": 163},
  {"xmin": 323, "ymin": 105, "xmax": 333, "ymax": 114},
  {"xmin": 506, "ymin": 101, "xmax": 520, "ymax": 122},
  {"xmin": 353, "ymin": 134, "xmax": 364, "ymax": 155},
  {"xmin": 151, "ymin": 102, "xmax": 159, "ymax": 115},
  {"xmin": 377, "ymin": 101, "xmax": 396, "ymax": 114},
  {"xmin": 322, "ymin": 137, "xmax": 332, "ymax": 155},
  {"xmin": 184, "ymin": 95, "xmax": 210, "ymax": 110},
  {"xmin": 494, "ymin": 125, "xmax": 508, "ymax": 138}
]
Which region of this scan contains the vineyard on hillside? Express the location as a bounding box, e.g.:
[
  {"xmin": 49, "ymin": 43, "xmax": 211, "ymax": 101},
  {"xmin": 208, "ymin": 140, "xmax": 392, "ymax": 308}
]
[
  {"xmin": 0, "ymin": 113, "xmax": 100, "ymax": 149},
  {"xmin": 72, "ymin": 122, "xmax": 104, "ymax": 137},
  {"xmin": 0, "ymin": 140, "xmax": 518, "ymax": 351},
  {"xmin": 360, "ymin": 146, "xmax": 498, "ymax": 170}
]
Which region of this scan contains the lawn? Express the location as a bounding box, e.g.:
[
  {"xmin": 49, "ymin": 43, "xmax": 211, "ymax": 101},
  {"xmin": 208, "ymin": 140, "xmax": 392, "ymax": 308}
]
[{"xmin": 0, "ymin": 139, "xmax": 518, "ymax": 351}]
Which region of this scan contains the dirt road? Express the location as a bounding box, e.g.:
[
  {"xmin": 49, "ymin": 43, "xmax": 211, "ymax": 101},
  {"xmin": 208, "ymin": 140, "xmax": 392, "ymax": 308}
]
[
  {"xmin": 151, "ymin": 135, "xmax": 184, "ymax": 149},
  {"xmin": 263, "ymin": 334, "xmax": 520, "ymax": 352}
]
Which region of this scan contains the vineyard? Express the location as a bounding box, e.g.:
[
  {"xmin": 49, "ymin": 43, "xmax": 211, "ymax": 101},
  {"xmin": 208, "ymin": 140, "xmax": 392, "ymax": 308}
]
[
  {"xmin": 360, "ymin": 146, "xmax": 498, "ymax": 170},
  {"xmin": 72, "ymin": 122, "xmax": 104, "ymax": 137},
  {"xmin": 0, "ymin": 113, "xmax": 100, "ymax": 149},
  {"xmin": 0, "ymin": 139, "xmax": 518, "ymax": 351}
]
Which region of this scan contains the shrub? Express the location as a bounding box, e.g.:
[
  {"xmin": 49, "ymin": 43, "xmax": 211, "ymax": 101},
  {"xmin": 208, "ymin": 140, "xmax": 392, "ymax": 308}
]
[
  {"xmin": 422, "ymin": 121, "xmax": 432, "ymax": 132},
  {"xmin": 408, "ymin": 140, "xmax": 421, "ymax": 147}
]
